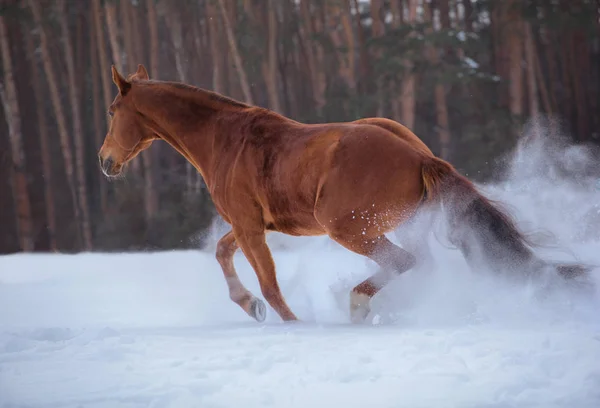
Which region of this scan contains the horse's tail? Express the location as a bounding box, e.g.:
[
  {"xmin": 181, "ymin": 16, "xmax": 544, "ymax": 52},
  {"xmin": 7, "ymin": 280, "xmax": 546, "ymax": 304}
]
[{"xmin": 420, "ymin": 156, "xmax": 592, "ymax": 280}]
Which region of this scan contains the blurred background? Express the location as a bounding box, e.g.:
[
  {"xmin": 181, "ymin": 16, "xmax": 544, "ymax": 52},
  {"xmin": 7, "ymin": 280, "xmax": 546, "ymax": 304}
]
[{"xmin": 0, "ymin": 0, "xmax": 599, "ymax": 254}]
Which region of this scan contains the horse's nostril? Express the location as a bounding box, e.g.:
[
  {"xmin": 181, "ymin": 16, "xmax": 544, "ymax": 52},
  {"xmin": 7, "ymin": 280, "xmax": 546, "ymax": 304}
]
[
  {"xmin": 103, "ymin": 157, "xmax": 113, "ymax": 170},
  {"xmin": 100, "ymin": 156, "xmax": 114, "ymax": 174}
]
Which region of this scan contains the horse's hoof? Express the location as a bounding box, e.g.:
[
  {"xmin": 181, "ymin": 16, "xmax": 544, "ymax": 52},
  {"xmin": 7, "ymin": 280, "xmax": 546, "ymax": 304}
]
[
  {"xmin": 349, "ymin": 291, "xmax": 371, "ymax": 324},
  {"xmin": 250, "ymin": 297, "xmax": 267, "ymax": 322},
  {"xmin": 350, "ymin": 305, "xmax": 370, "ymax": 324}
]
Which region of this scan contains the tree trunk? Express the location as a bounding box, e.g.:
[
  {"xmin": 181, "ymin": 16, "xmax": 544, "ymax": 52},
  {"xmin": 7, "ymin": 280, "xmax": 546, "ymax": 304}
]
[
  {"xmin": 93, "ymin": 0, "xmax": 113, "ymax": 122},
  {"xmin": 390, "ymin": 0, "xmax": 402, "ymax": 121},
  {"xmin": 90, "ymin": 6, "xmax": 107, "ymax": 209},
  {"xmin": 0, "ymin": 15, "xmax": 33, "ymax": 251},
  {"xmin": 59, "ymin": 0, "xmax": 93, "ymax": 250},
  {"xmin": 121, "ymin": 0, "xmax": 136, "ymax": 72},
  {"xmin": 105, "ymin": 0, "xmax": 122, "ymax": 71},
  {"xmin": 541, "ymin": 25, "xmax": 559, "ymax": 115},
  {"xmin": 25, "ymin": 26, "xmax": 57, "ymax": 251},
  {"xmin": 351, "ymin": 0, "xmax": 370, "ymax": 94},
  {"xmin": 313, "ymin": 1, "xmax": 328, "ymax": 112},
  {"xmin": 570, "ymin": 30, "xmax": 589, "ymax": 140},
  {"xmin": 160, "ymin": 1, "xmax": 196, "ymax": 192},
  {"xmin": 122, "ymin": 0, "xmax": 142, "ymax": 173},
  {"xmin": 206, "ymin": 0, "xmax": 224, "ymax": 94},
  {"xmin": 246, "ymin": 0, "xmax": 282, "ymax": 112},
  {"xmin": 390, "ymin": 0, "xmax": 404, "ymax": 25},
  {"xmin": 264, "ymin": 0, "xmax": 282, "ymax": 113},
  {"xmin": 143, "ymin": 0, "xmax": 160, "ymax": 220},
  {"xmin": 524, "ymin": 22, "xmax": 539, "ymax": 118},
  {"xmin": 190, "ymin": 7, "xmax": 206, "ymax": 86},
  {"xmin": 400, "ymin": 0, "xmax": 418, "ymax": 129},
  {"xmin": 534, "ymin": 44, "xmax": 553, "ymax": 116},
  {"xmin": 341, "ymin": 0, "xmax": 356, "ymax": 92},
  {"xmin": 75, "ymin": 6, "xmax": 86, "ymax": 111},
  {"xmin": 300, "ymin": 0, "xmax": 326, "ymax": 112},
  {"xmin": 296, "ymin": 0, "xmax": 315, "ymax": 103},
  {"xmin": 217, "ymin": 0, "xmax": 253, "ymax": 104},
  {"xmin": 426, "ymin": 0, "xmax": 451, "ymax": 159},
  {"xmin": 370, "ymin": 0, "xmax": 385, "ymax": 117},
  {"xmin": 280, "ymin": 0, "xmax": 303, "ymax": 118},
  {"xmin": 28, "ymin": 0, "xmax": 82, "ymax": 248},
  {"xmin": 162, "ymin": 3, "xmax": 188, "ymax": 83},
  {"xmin": 91, "ymin": 0, "xmax": 111, "ymax": 216},
  {"xmin": 462, "ymin": 0, "xmax": 474, "ymax": 32},
  {"xmin": 434, "ymin": 84, "xmax": 451, "ymax": 159},
  {"xmin": 506, "ymin": 0, "xmax": 524, "ymax": 117},
  {"xmin": 147, "ymin": 0, "xmax": 160, "ymax": 78},
  {"xmin": 326, "ymin": 0, "xmax": 356, "ymax": 92},
  {"xmin": 227, "ymin": 0, "xmax": 245, "ymax": 101},
  {"xmin": 560, "ymin": 34, "xmax": 573, "ymax": 130},
  {"xmin": 131, "ymin": 1, "xmax": 145, "ymax": 68}
]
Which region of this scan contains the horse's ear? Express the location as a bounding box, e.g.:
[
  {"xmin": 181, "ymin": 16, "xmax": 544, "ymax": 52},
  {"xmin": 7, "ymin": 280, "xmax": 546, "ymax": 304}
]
[
  {"xmin": 134, "ymin": 64, "xmax": 149, "ymax": 81},
  {"xmin": 111, "ymin": 65, "xmax": 131, "ymax": 94}
]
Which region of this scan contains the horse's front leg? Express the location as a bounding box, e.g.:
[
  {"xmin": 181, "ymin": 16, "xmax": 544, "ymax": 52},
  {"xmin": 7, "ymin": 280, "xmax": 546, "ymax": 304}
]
[
  {"xmin": 216, "ymin": 230, "xmax": 267, "ymax": 322},
  {"xmin": 233, "ymin": 227, "xmax": 298, "ymax": 322}
]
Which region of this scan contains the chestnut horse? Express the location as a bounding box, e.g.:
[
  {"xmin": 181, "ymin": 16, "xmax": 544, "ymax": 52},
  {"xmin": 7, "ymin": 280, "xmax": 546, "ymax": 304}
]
[{"xmin": 98, "ymin": 65, "xmax": 590, "ymax": 323}]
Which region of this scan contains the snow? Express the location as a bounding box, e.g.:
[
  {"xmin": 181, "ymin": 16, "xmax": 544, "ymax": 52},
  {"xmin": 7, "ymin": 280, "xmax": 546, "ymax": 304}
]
[
  {"xmin": 2, "ymin": 125, "xmax": 600, "ymax": 407},
  {"xmin": 463, "ymin": 57, "xmax": 479, "ymax": 69}
]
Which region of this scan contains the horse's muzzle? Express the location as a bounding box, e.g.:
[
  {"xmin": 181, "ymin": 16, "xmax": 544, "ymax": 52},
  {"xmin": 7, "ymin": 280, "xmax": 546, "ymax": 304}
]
[{"xmin": 99, "ymin": 155, "xmax": 120, "ymax": 177}]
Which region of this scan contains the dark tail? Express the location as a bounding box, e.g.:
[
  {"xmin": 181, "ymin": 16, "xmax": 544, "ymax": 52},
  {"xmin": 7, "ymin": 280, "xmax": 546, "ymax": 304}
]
[{"xmin": 420, "ymin": 156, "xmax": 592, "ymax": 280}]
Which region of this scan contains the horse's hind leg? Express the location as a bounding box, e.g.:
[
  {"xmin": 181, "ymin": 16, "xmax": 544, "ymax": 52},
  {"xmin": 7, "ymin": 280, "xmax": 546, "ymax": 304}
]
[
  {"xmin": 393, "ymin": 207, "xmax": 436, "ymax": 274},
  {"xmin": 330, "ymin": 234, "xmax": 416, "ymax": 323},
  {"xmin": 216, "ymin": 230, "xmax": 267, "ymax": 321}
]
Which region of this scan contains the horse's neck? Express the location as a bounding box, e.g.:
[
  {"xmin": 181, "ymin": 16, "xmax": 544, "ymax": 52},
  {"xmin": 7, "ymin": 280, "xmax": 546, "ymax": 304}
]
[{"xmin": 134, "ymin": 83, "xmax": 240, "ymax": 181}]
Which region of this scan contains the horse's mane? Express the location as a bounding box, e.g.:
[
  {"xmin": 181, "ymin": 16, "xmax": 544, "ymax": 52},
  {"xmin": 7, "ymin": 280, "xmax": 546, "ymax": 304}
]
[{"xmin": 138, "ymin": 79, "xmax": 252, "ymax": 110}]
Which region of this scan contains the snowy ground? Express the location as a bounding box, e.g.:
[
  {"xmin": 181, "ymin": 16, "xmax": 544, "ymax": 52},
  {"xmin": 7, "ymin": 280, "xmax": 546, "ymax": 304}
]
[{"xmin": 2, "ymin": 131, "xmax": 600, "ymax": 407}]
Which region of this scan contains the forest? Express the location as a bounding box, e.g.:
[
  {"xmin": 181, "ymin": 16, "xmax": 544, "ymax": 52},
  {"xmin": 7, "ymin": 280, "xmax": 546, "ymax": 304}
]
[{"xmin": 0, "ymin": 0, "xmax": 599, "ymax": 254}]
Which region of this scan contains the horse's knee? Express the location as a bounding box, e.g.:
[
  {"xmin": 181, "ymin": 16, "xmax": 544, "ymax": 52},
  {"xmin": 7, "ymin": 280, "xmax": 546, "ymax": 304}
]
[
  {"xmin": 216, "ymin": 237, "xmax": 236, "ymax": 264},
  {"xmin": 215, "ymin": 244, "xmax": 229, "ymax": 264}
]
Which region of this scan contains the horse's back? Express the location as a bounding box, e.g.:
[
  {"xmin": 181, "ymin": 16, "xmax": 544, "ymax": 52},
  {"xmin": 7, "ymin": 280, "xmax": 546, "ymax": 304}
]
[{"xmin": 351, "ymin": 117, "xmax": 433, "ymax": 156}]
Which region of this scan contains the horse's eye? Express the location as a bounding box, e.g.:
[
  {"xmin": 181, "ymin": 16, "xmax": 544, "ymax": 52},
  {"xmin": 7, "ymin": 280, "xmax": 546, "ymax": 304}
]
[{"xmin": 107, "ymin": 110, "xmax": 114, "ymax": 117}]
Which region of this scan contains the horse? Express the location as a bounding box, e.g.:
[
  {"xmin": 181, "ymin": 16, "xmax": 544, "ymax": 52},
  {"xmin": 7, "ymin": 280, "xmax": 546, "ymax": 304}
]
[{"xmin": 98, "ymin": 64, "xmax": 592, "ymax": 324}]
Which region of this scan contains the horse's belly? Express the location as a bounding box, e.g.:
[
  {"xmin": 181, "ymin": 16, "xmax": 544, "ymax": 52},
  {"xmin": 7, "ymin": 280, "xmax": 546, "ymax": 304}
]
[{"xmin": 263, "ymin": 201, "xmax": 325, "ymax": 236}]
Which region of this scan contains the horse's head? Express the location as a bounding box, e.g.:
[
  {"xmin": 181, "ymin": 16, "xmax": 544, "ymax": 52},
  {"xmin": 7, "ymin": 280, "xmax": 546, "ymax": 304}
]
[{"xmin": 98, "ymin": 64, "xmax": 155, "ymax": 177}]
